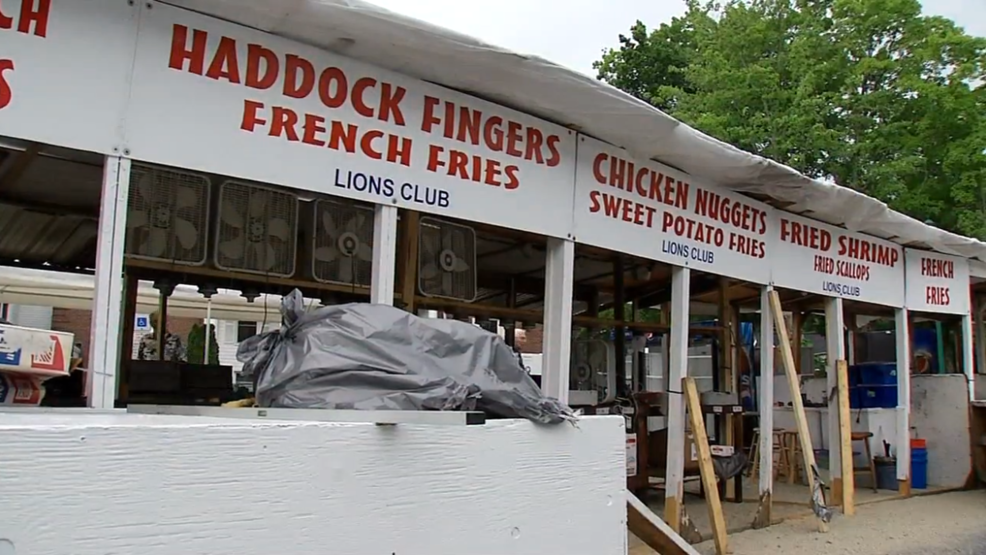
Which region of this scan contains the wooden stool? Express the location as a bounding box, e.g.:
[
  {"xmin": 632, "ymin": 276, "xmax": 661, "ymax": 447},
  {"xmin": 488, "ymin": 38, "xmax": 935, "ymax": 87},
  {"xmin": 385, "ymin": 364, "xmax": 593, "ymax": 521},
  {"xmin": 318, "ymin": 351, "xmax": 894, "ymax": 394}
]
[
  {"xmin": 748, "ymin": 427, "xmax": 784, "ymax": 479},
  {"xmin": 851, "ymin": 431, "xmax": 879, "ymax": 492},
  {"xmin": 778, "ymin": 431, "xmax": 804, "ymax": 485}
]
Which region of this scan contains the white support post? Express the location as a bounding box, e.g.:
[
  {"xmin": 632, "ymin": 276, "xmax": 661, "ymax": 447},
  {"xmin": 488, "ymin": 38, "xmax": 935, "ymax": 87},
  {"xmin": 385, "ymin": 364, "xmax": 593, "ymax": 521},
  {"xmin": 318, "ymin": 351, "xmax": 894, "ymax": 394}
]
[
  {"xmin": 895, "ymin": 308, "xmax": 911, "ymax": 485},
  {"xmin": 759, "ymin": 285, "xmax": 775, "ymax": 496},
  {"xmin": 370, "ymin": 204, "xmax": 398, "ymax": 305},
  {"xmin": 824, "ymin": 297, "xmax": 846, "ymax": 492},
  {"xmin": 975, "ymin": 297, "xmax": 986, "ymax": 380},
  {"xmin": 540, "ymin": 238, "xmax": 575, "ymax": 404},
  {"xmin": 963, "ymin": 313, "xmax": 975, "ymax": 402},
  {"xmin": 663, "ymin": 265, "xmax": 690, "ymax": 529},
  {"xmin": 88, "ymin": 156, "xmax": 131, "ymax": 409}
]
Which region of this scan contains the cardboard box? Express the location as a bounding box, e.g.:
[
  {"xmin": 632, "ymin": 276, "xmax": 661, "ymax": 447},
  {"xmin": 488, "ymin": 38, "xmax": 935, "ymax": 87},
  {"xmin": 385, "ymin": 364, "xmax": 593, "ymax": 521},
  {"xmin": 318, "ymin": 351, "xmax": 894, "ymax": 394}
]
[
  {"xmin": 0, "ymin": 372, "xmax": 45, "ymax": 406},
  {"xmin": 0, "ymin": 324, "xmax": 74, "ymax": 377}
]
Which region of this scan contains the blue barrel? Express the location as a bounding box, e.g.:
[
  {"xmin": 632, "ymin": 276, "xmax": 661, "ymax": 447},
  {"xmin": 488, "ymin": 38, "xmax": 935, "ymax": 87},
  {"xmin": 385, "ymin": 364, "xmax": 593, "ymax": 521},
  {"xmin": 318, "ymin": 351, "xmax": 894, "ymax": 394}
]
[
  {"xmin": 849, "ymin": 363, "xmax": 898, "ymax": 409},
  {"xmin": 911, "ymin": 440, "xmax": 928, "ymax": 489}
]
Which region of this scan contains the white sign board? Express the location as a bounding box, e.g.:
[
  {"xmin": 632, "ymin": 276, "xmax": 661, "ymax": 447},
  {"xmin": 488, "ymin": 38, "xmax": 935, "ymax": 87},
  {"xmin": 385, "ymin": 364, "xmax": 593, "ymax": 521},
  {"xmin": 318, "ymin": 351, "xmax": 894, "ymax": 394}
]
[
  {"xmin": 771, "ymin": 213, "xmax": 905, "ymax": 307},
  {"xmin": 573, "ymin": 136, "xmax": 773, "ymax": 284},
  {"xmin": 123, "ymin": 3, "xmax": 577, "ymax": 239},
  {"xmin": 904, "ymin": 249, "xmax": 970, "ymax": 314},
  {"xmin": 0, "ymin": 0, "xmax": 138, "ymax": 153}
]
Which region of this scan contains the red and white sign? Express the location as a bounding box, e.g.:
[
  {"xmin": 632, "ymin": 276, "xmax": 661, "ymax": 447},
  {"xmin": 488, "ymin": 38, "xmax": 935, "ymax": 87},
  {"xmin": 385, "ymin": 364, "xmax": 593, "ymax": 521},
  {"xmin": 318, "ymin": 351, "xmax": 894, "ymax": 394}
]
[
  {"xmin": 626, "ymin": 434, "xmax": 638, "ymax": 476},
  {"xmin": 122, "ymin": 3, "xmax": 577, "ymax": 239},
  {"xmin": 573, "ymin": 136, "xmax": 772, "ymax": 284},
  {"xmin": 771, "ymin": 213, "xmax": 905, "ymax": 307},
  {"xmin": 0, "ymin": 0, "xmax": 138, "ymax": 154},
  {"xmin": 904, "ymin": 249, "xmax": 970, "ymax": 314}
]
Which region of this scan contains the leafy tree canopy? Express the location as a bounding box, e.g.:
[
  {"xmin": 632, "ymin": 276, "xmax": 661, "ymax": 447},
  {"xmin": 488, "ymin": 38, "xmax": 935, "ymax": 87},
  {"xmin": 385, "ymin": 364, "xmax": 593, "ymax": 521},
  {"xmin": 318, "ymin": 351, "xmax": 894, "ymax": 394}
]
[{"xmin": 596, "ymin": 0, "xmax": 986, "ymax": 237}]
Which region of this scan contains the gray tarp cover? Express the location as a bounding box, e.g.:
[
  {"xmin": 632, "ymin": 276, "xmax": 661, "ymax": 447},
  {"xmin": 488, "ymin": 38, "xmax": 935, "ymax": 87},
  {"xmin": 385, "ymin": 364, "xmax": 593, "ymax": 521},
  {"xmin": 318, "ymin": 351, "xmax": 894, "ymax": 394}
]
[{"xmin": 237, "ymin": 290, "xmax": 575, "ymax": 424}]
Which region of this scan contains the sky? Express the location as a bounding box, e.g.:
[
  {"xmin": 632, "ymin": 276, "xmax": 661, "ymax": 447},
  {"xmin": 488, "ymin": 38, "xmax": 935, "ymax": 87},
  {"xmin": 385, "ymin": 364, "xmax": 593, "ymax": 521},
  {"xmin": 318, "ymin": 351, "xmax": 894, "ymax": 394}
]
[{"xmin": 368, "ymin": 0, "xmax": 986, "ymax": 76}]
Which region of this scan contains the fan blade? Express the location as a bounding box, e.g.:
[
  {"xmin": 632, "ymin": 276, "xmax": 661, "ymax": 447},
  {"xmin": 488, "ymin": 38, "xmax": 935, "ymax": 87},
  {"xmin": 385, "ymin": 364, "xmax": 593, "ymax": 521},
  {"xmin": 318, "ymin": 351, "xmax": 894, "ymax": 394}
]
[
  {"xmin": 173, "ymin": 217, "xmax": 199, "ymax": 250},
  {"xmin": 146, "ymin": 227, "xmax": 168, "ymax": 257},
  {"xmin": 314, "ymin": 246, "xmax": 339, "ymax": 262},
  {"xmin": 346, "ymin": 211, "xmax": 366, "ymax": 234},
  {"xmin": 135, "ymin": 172, "xmax": 154, "ymax": 203},
  {"xmin": 452, "ymin": 258, "xmax": 470, "ymax": 273},
  {"xmin": 219, "ymin": 238, "xmax": 244, "ymax": 259},
  {"xmin": 248, "ymin": 192, "xmax": 266, "ymax": 217},
  {"xmin": 221, "ymin": 201, "xmax": 244, "ymax": 228},
  {"xmin": 322, "ymin": 211, "xmax": 337, "ymax": 235},
  {"xmin": 421, "ymin": 233, "xmax": 439, "ymax": 256},
  {"xmin": 420, "ymin": 263, "xmax": 441, "ymax": 280},
  {"xmin": 127, "ymin": 209, "xmax": 148, "ymax": 229},
  {"xmin": 262, "ymin": 243, "xmax": 277, "ymax": 270},
  {"xmin": 267, "ymin": 218, "xmax": 290, "ymax": 241},
  {"xmin": 175, "ymin": 185, "xmax": 197, "ymax": 209},
  {"xmin": 339, "ymin": 257, "xmax": 354, "ymax": 283},
  {"xmin": 356, "ymin": 243, "xmax": 373, "ymax": 262}
]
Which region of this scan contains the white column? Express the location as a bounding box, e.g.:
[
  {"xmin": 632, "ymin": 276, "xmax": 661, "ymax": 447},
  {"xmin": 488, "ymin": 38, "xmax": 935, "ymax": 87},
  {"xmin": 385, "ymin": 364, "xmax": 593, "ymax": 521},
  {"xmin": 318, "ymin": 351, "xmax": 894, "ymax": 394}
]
[
  {"xmin": 664, "ymin": 265, "xmax": 690, "ymax": 525},
  {"xmin": 540, "ymin": 238, "xmax": 575, "ymax": 403},
  {"xmin": 895, "ymin": 308, "xmax": 911, "ymax": 483},
  {"xmin": 963, "ymin": 313, "xmax": 975, "ymax": 402},
  {"xmin": 88, "ymin": 156, "xmax": 131, "ymax": 409},
  {"xmin": 825, "ymin": 297, "xmax": 846, "ymax": 484},
  {"xmin": 759, "ymin": 285, "xmax": 775, "ymax": 494},
  {"xmin": 370, "ymin": 204, "xmax": 398, "ymax": 305},
  {"xmin": 975, "ymin": 297, "xmax": 986, "ymax": 380}
]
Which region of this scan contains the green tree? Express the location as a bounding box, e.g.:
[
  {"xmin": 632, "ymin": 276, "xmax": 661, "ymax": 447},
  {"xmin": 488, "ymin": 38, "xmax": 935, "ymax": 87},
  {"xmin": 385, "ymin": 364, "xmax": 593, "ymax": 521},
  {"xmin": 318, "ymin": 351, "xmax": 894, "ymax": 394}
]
[
  {"xmin": 187, "ymin": 322, "xmax": 220, "ymax": 365},
  {"xmin": 596, "ymin": 0, "xmax": 986, "ymax": 237}
]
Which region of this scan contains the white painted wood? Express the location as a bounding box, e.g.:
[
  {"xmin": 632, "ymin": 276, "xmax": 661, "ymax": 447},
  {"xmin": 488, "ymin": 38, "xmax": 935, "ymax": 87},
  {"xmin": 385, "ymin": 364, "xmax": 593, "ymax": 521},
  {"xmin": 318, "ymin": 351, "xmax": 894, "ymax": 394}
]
[
  {"xmin": 370, "ymin": 204, "xmax": 398, "ymax": 305},
  {"xmin": 962, "ymin": 314, "xmax": 975, "ymax": 402},
  {"xmin": 89, "ymin": 156, "xmax": 131, "ymax": 409},
  {"xmin": 759, "ymin": 285, "xmax": 775, "ymax": 494},
  {"xmin": 540, "ymin": 238, "xmax": 575, "ymax": 403},
  {"xmin": 975, "ymin": 297, "xmax": 986, "ymax": 378},
  {"xmin": 127, "ymin": 404, "xmax": 486, "ymax": 426},
  {"xmin": 824, "ymin": 297, "xmax": 845, "ymax": 481},
  {"xmin": 0, "ymin": 412, "xmax": 627, "ymax": 555},
  {"xmin": 627, "ymin": 493, "xmax": 701, "ymax": 555},
  {"xmin": 895, "ymin": 307, "xmax": 911, "ymax": 481},
  {"xmin": 664, "ymin": 265, "xmax": 691, "ymax": 515}
]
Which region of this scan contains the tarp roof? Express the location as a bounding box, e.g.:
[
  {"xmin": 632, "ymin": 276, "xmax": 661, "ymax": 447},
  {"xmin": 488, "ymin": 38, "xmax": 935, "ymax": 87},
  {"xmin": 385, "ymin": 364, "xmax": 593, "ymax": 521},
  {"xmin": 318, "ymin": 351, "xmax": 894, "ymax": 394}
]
[{"xmin": 164, "ymin": 0, "xmax": 986, "ymax": 267}]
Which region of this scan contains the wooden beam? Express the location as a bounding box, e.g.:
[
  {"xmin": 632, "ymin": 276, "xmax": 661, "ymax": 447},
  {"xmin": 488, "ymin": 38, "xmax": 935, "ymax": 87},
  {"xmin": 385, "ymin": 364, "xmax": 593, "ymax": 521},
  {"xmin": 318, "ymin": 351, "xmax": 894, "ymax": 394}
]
[
  {"xmin": 684, "ymin": 377, "xmax": 728, "ymax": 555},
  {"xmin": 770, "ymin": 290, "xmax": 831, "ymax": 531},
  {"xmin": 0, "ymin": 142, "xmax": 40, "ymax": 190},
  {"xmin": 836, "ymin": 359, "xmax": 855, "ymax": 515},
  {"xmin": 626, "ymin": 492, "xmax": 701, "ymax": 555},
  {"xmin": 399, "ymin": 210, "xmax": 420, "ymax": 312}
]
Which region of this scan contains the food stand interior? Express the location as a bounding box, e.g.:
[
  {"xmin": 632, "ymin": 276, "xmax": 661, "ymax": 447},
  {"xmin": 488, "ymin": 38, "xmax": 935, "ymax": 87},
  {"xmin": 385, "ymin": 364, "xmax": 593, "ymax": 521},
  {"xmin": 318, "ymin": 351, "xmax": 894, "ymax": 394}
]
[{"xmin": 3, "ymin": 134, "xmax": 983, "ymax": 542}]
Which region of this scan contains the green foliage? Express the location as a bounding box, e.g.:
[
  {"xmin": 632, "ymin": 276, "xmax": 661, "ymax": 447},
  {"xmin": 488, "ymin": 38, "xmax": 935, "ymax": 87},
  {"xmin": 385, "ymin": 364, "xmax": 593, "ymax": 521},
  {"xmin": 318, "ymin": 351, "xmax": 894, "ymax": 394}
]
[
  {"xmin": 187, "ymin": 322, "xmax": 220, "ymax": 365},
  {"xmin": 596, "ymin": 0, "xmax": 986, "ymax": 238}
]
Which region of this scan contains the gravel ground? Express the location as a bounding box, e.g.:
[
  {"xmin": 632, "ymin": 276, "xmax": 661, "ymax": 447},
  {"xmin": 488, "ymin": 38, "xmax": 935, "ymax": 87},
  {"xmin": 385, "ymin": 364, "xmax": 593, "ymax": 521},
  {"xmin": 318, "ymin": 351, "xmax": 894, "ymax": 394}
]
[{"xmin": 695, "ymin": 490, "xmax": 986, "ymax": 555}]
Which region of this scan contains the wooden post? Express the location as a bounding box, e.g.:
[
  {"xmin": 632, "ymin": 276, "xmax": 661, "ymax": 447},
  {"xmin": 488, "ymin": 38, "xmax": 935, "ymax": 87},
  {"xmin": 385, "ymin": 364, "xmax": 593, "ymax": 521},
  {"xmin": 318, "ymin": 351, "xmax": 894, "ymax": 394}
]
[
  {"xmin": 769, "ymin": 290, "xmax": 831, "ymax": 531},
  {"xmin": 836, "ymin": 359, "xmax": 855, "ymax": 515},
  {"xmin": 753, "ymin": 286, "xmax": 774, "ymax": 529},
  {"xmin": 663, "ymin": 266, "xmax": 691, "ymax": 532},
  {"xmin": 684, "ymin": 377, "xmax": 728, "ymax": 555},
  {"xmin": 399, "ymin": 210, "xmax": 420, "ymax": 313},
  {"xmin": 117, "ymin": 272, "xmax": 139, "ymax": 403}
]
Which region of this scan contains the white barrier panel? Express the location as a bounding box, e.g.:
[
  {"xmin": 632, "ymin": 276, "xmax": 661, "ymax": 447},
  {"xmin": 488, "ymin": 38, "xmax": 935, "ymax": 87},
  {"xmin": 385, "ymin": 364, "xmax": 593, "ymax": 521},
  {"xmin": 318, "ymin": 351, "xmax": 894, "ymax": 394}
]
[
  {"xmin": 0, "ymin": 0, "xmax": 137, "ymax": 153},
  {"xmin": 122, "ymin": 3, "xmax": 577, "ymax": 239},
  {"xmin": 0, "ymin": 411, "xmax": 627, "ymax": 555},
  {"xmin": 772, "ymin": 212, "xmax": 905, "ymax": 307},
  {"xmin": 573, "ymin": 135, "xmax": 773, "ymax": 284},
  {"xmin": 904, "ymin": 249, "xmax": 971, "ymax": 315}
]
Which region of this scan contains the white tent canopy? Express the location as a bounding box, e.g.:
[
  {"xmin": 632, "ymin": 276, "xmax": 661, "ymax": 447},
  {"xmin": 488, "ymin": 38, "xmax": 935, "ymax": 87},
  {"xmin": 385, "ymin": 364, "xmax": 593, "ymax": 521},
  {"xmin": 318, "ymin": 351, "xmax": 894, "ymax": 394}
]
[
  {"xmin": 164, "ymin": 0, "xmax": 986, "ymax": 264},
  {"xmin": 0, "ymin": 267, "xmax": 285, "ymax": 322}
]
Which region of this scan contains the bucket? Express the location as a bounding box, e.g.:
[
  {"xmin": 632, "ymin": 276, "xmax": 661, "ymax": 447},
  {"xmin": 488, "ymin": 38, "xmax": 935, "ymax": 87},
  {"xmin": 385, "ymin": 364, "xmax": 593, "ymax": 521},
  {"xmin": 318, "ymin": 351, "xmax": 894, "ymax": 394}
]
[
  {"xmin": 911, "ymin": 438, "xmax": 928, "ymax": 489},
  {"xmin": 874, "ymin": 456, "xmax": 898, "ymax": 490}
]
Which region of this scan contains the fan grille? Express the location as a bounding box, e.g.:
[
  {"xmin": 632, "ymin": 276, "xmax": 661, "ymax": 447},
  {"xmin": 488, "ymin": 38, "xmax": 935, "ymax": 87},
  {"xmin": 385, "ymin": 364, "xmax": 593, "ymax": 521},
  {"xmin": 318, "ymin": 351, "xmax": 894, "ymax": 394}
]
[
  {"xmin": 214, "ymin": 180, "xmax": 298, "ymax": 277},
  {"xmin": 124, "ymin": 163, "xmax": 210, "ymax": 265},
  {"xmin": 417, "ymin": 216, "xmax": 478, "ymax": 302},
  {"xmin": 312, "ymin": 199, "xmax": 374, "ymax": 286}
]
